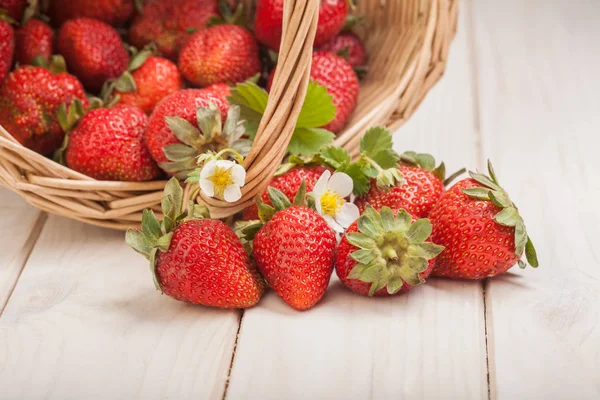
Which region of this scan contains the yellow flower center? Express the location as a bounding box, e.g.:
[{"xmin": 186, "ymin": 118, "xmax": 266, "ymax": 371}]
[
  {"xmin": 320, "ymin": 189, "xmax": 344, "ymax": 217},
  {"xmin": 209, "ymin": 166, "xmax": 233, "ymax": 196}
]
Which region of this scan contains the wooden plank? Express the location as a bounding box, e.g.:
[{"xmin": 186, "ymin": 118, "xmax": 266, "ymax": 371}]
[
  {"xmin": 0, "ymin": 188, "xmax": 45, "ymax": 313},
  {"xmin": 473, "ymin": 0, "xmax": 600, "ymax": 399},
  {"xmin": 226, "ymin": 10, "xmax": 489, "ymax": 400},
  {"xmin": 0, "ymin": 215, "xmax": 240, "ymax": 399}
]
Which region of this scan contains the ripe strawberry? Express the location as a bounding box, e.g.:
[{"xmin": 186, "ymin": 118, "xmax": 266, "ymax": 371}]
[
  {"xmin": 57, "ymin": 18, "xmax": 129, "ymax": 92},
  {"xmin": 0, "ymin": 0, "xmax": 25, "ymax": 21},
  {"xmin": 129, "ymin": 0, "xmax": 218, "ymax": 60},
  {"xmin": 178, "ymin": 24, "xmax": 261, "ymax": 88},
  {"xmin": 49, "ymin": 0, "xmax": 134, "ymax": 27},
  {"xmin": 0, "ymin": 63, "xmax": 88, "ymax": 155},
  {"xmin": 62, "ymin": 104, "xmax": 161, "ymax": 181},
  {"xmin": 254, "ymin": 0, "xmax": 348, "ymax": 51},
  {"xmin": 336, "ymin": 206, "xmax": 444, "ymax": 296},
  {"xmin": 318, "ymin": 32, "xmax": 367, "ymax": 67},
  {"xmin": 127, "ymin": 179, "xmax": 265, "ymax": 308},
  {"xmin": 251, "ymin": 187, "xmax": 337, "ymax": 311},
  {"xmin": 354, "ymin": 152, "xmax": 464, "ymax": 218},
  {"xmin": 0, "ymin": 18, "xmax": 14, "ymax": 82},
  {"xmin": 145, "ymin": 86, "xmax": 230, "ymax": 168},
  {"xmin": 112, "ymin": 54, "xmax": 183, "ymax": 114},
  {"xmin": 15, "ymin": 18, "xmax": 54, "ymax": 65},
  {"xmin": 429, "ymin": 162, "xmax": 539, "ymax": 279},
  {"xmin": 243, "ymin": 165, "xmax": 330, "ymax": 220}
]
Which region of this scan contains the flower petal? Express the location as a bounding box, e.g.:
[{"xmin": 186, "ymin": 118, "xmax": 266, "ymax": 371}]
[
  {"xmin": 336, "ymin": 202, "xmax": 360, "ymax": 229},
  {"xmin": 200, "ymin": 179, "xmax": 215, "ymax": 197},
  {"xmin": 313, "ymin": 169, "xmax": 331, "ymax": 196},
  {"xmin": 200, "ymin": 160, "xmax": 217, "ymax": 179},
  {"xmin": 230, "ymin": 164, "xmax": 246, "ymax": 187},
  {"xmin": 324, "ymin": 214, "xmax": 344, "ymax": 233},
  {"xmin": 223, "ymin": 184, "xmax": 242, "ymax": 203},
  {"xmin": 215, "ymin": 159, "xmax": 234, "ymax": 169},
  {"xmin": 327, "ymin": 172, "xmax": 353, "ymax": 198},
  {"xmin": 315, "ymin": 194, "xmax": 323, "ymax": 215}
]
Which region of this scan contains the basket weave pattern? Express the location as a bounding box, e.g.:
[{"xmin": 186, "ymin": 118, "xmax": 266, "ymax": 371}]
[{"xmin": 0, "ymin": 0, "xmax": 458, "ymax": 230}]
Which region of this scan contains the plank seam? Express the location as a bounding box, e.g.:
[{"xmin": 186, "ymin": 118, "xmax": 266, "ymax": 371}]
[
  {"xmin": 482, "ymin": 279, "xmax": 492, "ymax": 400},
  {"xmin": 0, "ymin": 212, "xmax": 48, "ymax": 317},
  {"xmin": 222, "ymin": 310, "xmax": 244, "ymax": 400}
]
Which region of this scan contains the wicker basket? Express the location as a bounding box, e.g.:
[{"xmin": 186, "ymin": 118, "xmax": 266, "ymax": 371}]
[{"xmin": 0, "ymin": 0, "xmax": 458, "ymax": 230}]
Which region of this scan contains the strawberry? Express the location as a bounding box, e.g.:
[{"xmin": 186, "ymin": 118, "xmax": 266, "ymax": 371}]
[
  {"xmin": 335, "ymin": 206, "xmax": 444, "ymax": 296},
  {"xmin": 354, "ymin": 152, "xmax": 465, "ymax": 218},
  {"xmin": 127, "ymin": 179, "xmax": 265, "ymax": 308},
  {"xmin": 145, "ymin": 86, "xmax": 232, "ymax": 171},
  {"xmin": 318, "ymin": 32, "xmax": 367, "ymax": 67},
  {"xmin": 57, "ymin": 17, "xmax": 129, "ymax": 92},
  {"xmin": 129, "ymin": 0, "xmax": 218, "ymax": 60},
  {"xmin": 0, "ymin": 61, "xmax": 88, "ymax": 155},
  {"xmin": 15, "ymin": 18, "xmax": 54, "ymax": 65},
  {"xmin": 243, "ymin": 164, "xmax": 330, "ymax": 220},
  {"xmin": 0, "ymin": 0, "xmax": 25, "ymax": 21},
  {"xmin": 429, "ymin": 161, "xmax": 539, "ymax": 279},
  {"xmin": 178, "ymin": 24, "xmax": 261, "ymax": 88},
  {"xmin": 49, "ymin": 0, "xmax": 134, "ymax": 27},
  {"xmin": 254, "ymin": 0, "xmax": 348, "ymax": 51},
  {"xmin": 0, "ymin": 16, "xmax": 14, "ymax": 82},
  {"xmin": 250, "ymin": 186, "xmax": 337, "ymax": 311},
  {"xmin": 61, "ymin": 104, "xmax": 161, "ymax": 181}
]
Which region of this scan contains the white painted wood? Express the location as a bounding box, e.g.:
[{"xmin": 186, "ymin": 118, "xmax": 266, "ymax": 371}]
[
  {"xmin": 0, "ymin": 188, "xmax": 44, "ymax": 312},
  {"xmin": 226, "ymin": 11, "xmax": 489, "ymax": 400},
  {"xmin": 0, "ymin": 216, "xmax": 240, "ymax": 400},
  {"xmin": 473, "ymin": 0, "xmax": 600, "ymax": 399}
]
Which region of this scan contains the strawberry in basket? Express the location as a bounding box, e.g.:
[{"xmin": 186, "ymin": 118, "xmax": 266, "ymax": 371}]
[
  {"xmin": 49, "ymin": 0, "xmax": 134, "ymax": 27},
  {"xmin": 318, "ymin": 32, "xmax": 367, "ymax": 68},
  {"xmin": 127, "ymin": 178, "xmax": 265, "ymax": 308},
  {"xmin": 0, "ymin": 0, "xmax": 25, "ymax": 21},
  {"xmin": 0, "ymin": 11, "xmax": 15, "ymax": 83},
  {"xmin": 15, "ymin": 18, "xmax": 55, "ymax": 65},
  {"xmin": 0, "ymin": 57, "xmax": 88, "ymax": 156}
]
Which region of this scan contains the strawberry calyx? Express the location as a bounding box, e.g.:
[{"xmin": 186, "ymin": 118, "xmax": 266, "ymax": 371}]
[
  {"xmin": 0, "ymin": 8, "xmax": 17, "ymax": 25},
  {"xmin": 160, "ymin": 103, "xmax": 251, "ymax": 179},
  {"xmin": 399, "ymin": 151, "xmax": 466, "ymax": 186},
  {"xmin": 30, "ymin": 54, "xmax": 67, "ymax": 74},
  {"xmin": 346, "ymin": 205, "xmax": 444, "ymax": 295},
  {"xmin": 208, "ymin": 0, "xmax": 249, "ymax": 28},
  {"xmin": 462, "ymin": 160, "xmax": 539, "ymax": 269},
  {"xmin": 126, "ymin": 177, "xmax": 210, "ymax": 291}
]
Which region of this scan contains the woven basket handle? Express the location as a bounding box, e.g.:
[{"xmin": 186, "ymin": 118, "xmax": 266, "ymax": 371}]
[{"xmin": 198, "ymin": 0, "xmax": 320, "ymax": 218}]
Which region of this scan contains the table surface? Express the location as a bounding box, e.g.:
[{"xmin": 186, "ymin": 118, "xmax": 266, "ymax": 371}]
[{"xmin": 1, "ymin": 0, "xmax": 599, "ymax": 399}]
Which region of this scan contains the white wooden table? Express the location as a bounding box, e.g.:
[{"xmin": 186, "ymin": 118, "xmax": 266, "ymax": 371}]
[{"xmin": 1, "ymin": 1, "xmax": 599, "ymax": 398}]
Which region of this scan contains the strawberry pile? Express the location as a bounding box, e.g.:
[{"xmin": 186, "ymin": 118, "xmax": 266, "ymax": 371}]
[{"xmin": 0, "ymin": 0, "xmax": 366, "ymax": 181}]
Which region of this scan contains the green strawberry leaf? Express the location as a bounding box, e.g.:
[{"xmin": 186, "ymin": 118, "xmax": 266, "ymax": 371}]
[
  {"xmin": 287, "ymin": 127, "xmax": 335, "ymax": 156},
  {"xmin": 227, "ymin": 81, "xmax": 268, "ymax": 139},
  {"xmin": 295, "ymin": 80, "xmax": 337, "ymax": 128},
  {"xmin": 360, "ymin": 127, "xmax": 399, "ymax": 169},
  {"xmin": 320, "ymin": 146, "xmax": 351, "ymax": 170},
  {"xmin": 141, "ymin": 209, "xmax": 162, "ymax": 240},
  {"xmin": 343, "ymin": 162, "xmax": 370, "ymax": 195},
  {"xmin": 525, "ymin": 236, "xmax": 539, "ymax": 268},
  {"xmin": 494, "ymin": 206, "xmax": 521, "ymax": 227},
  {"xmin": 462, "ymin": 187, "xmax": 491, "ymax": 201}
]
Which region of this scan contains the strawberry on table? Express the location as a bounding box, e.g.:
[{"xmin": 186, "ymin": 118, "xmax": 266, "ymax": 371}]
[
  {"xmin": 0, "ymin": 60, "xmax": 88, "ymax": 155},
  {"xmin": 178, "ymin": 24, "xmax": 261, "ymax": 88},
  {"xmin": 57, "ymin": 17, "xmax": 129, "ymax": 92},
  {"xmin": 49, "ymin": 0, "xmax": 134, "ymax": 27},
  {"xmin": 15, "ymin": 18, "xmax": 54, "ymax": 65},
  {"xmin": 336, "ymin": 206, "xmax": 444, "ymax": 296},
  {"xmin": 429, "ymin": 161, "xmax": 539, "ymax": 279},
  {"xmin": 127, "ymin": 179, "xmax": 265, "ymax": 308}
]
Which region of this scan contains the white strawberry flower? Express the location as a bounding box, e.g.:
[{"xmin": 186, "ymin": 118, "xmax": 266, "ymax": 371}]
[
  {"xmin": 199, "ymin": 159, "xmax": 246, "ymax": 203},
  {"xmin": 313, "ymin": 170, "xmax": 360, "ymax": 233}
]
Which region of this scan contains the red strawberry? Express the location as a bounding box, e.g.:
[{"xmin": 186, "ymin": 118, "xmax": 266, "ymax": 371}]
[
  {"xmin": 429, "ymin": 162, "xmax": 539, "ymax": 279},
  {"xmin": 0, "ymin": 0, "xmax": 26, "ymax": 21},
  {"xmin": 145, "ymin": 86, "xmax": 230, "ymax": 168},
  {"xmin": 243, "ymin": 165, "xmax": 330, "ymax": 220},
  {"xmin": 0, "ymin": 63, "xmax": 88, "ymax": 155},
  {"xmin": 57, "ymin": 18, "xmax": 129, "ymax": 92},
  {"xmin": 15, "ymin": 18, "xmax": 54, "ymax": 65},
  {"xmin": 252, "ymin": 191, "xmax": 337, "ymax": 310},
  {"xmin": 318, "ymin": 32, "xmax": 367, "ymax": 67},
  {"xmin": 254, "ymin": 0, "xmax": 348, "ymax": 51},
  {"xmin": 0, "ymin": 18, "xmax": 14, "ymax": 82},
  {"xmin": 115, "ymin": 55, "xmax": 183, "ymax": 114},
  {"xmin": 354, "ymin": 152, "xmax": 462, "ymax": 218},
  {"xmin": 336, "ymin": 206, "xmax": 444, "ymax": 296},
  {"xmin": 127, "ymin": 179, "xmax": 265, "ymax": 308},
  {"xmin": 49, "ymin": 0, "xmax": 134, "ymax": 27},
  {"xmin": 63, "ymin": 104, "xmax": 161, "ymax": 181},
  {"xmin": 178, "ymin": 24, "xmax": 261, "ymax": 88},
  {"xmin": 129, "ymin": 0, "xmax": 218, "ymax": 60}
]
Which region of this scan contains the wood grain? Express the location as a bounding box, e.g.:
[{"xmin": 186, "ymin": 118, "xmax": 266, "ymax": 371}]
[
  {"xmin": 225, "ymin": 10, "xmax": 489, "ymax": 400},
  {"xmin": 473, "ymin": 0, "xmax": 600, "ymax": 398},
  {"xmin": 0, "ymin": 189, "xmax": 44, "ymax": 313},
  {"xmin": 0, "ymin": 216, "xmax": 240, "ymax": 399}
]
